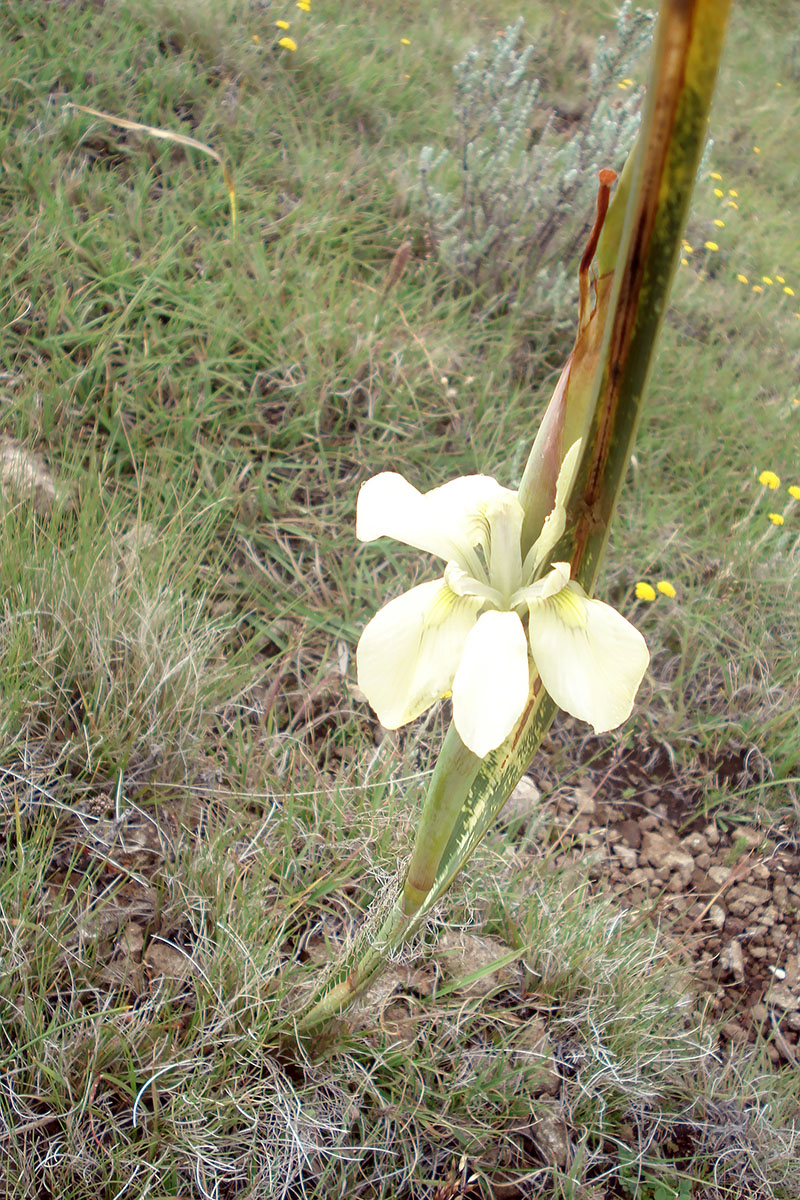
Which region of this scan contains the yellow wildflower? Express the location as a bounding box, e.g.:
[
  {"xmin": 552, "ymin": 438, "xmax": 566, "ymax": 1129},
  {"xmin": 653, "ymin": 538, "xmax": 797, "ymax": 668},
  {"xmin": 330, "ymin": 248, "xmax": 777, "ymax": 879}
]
[
  {"xmin": 752, "ymin": 285, "xmax": 764, "ymax": 294},
  {"xmin": 713, "ymin": 187, "xmax": 724, "ymax": 198},
  {"xmin": 622, "ymin": 78, "xmax": 634, "ymax": 86},
  {"xmin": 753, "ymin": 146, "xmax": 761, "ymax": 154},
  {"xmin": 401, "ymin": 37, "xmax": 411, "ymax": 45},
  {"xmin": 656, "ymin": 581, "xmax": 677, "ymax": 598},
  {"xmin": 785, "ymin": 286, "xmax": 796, "ymax": 296},
  {"xmin": 736, "ymin": 274, "xmax": 748, "ymax": 284},
  {"xmin": 296, "ymin": 0, "xmax": 310, "ymax": 9},
  {"xmin": 278, "ymin": 35, "xmax": 298, "ymax": 49},
  {"xmin": 713, "ymin": 219, "xmax": 725, "ymax": 228},
  {"xmin": 768, "ymin": 513, "xmax": 784, "ymax": 526},
  {"xmin": 758, "ymin": 470, "xmax": 780, "ymax": 489},
  {"xmin": 704, "ymin": 241, "xmax": 719, "ymax": 252},
  {"xmin": 789, "ymin": 485, "xmax": 800, "ymax": 501},
  {"xmin": 776, "ymin": 275, "xmax": 786, "ymax": 283},
  {"xmin": 252, "ymin": 33, "xmax": 260, "ymax": 42},
  {"xmin": 274, "ymin": 19, "xmax": 290, "ymax": 28},
  {"xmin": 681, "ymin": 257, "xmax": 689, "ymax": 266},
  {"xmin": 710, "ymin": 171, "xmax": 723, "ymax": 180},
  {"xmin": 728, "ymin": 189, "xmax": 738, "ymax": 197},
  {"xmin": 635, "ymin": 582, "xmax": 656, "ymax": 603},
  {"xmin": 762, "ymin": 276, "xmax": 774, "ymax": 285}
]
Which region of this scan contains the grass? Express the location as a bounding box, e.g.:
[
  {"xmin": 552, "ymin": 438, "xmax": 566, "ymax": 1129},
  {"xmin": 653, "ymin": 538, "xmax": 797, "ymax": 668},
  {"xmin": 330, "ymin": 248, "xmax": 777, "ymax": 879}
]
[{"xmin": 1, "ymin": 0, "xmax": 799, "ymax": 1196}]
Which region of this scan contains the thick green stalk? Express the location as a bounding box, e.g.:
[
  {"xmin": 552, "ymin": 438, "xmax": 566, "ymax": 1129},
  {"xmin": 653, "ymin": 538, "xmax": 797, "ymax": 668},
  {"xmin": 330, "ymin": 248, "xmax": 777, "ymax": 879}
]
[{"xmin": 293, "ymin": 0, "xmax": 732, "ymax": 1042}]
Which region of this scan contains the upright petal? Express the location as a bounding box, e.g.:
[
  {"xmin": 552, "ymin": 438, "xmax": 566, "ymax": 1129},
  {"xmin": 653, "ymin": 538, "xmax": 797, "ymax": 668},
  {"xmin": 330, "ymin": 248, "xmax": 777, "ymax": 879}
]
[
  {"xmin": 452, "ymin": 610, "xmax": 530, "ymax": 757},
  {"xmin": 523, "ymin": 439, "xmax": 583, "ymax": 578},
  {"xmin": 357, "ymin": 472, "xmax": 513, "ymax": 578},
  {"xmin": 527, "ymin": 583, "xmax": 649, "ymax": 733},
  {"xmin": 356, "ymin": 579, "xmax": 482, "ymax": 730}
]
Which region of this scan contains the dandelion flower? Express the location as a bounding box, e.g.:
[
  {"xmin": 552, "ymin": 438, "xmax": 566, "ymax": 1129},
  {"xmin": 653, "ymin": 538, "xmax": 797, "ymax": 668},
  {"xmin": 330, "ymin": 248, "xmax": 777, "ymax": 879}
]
[
  {"xmin": 704, "ymin": 241, "xmax": 719, "ymax": 252},
  {"xmin": 758, "ymin": 470, "xmax": 780, "ymax": 489},
  {"xmin": 713, "ymin": 187, "xmax": 725, "ymax": 198},
  {"xmin": 274, "ymin": 18, "xmax": 290, "ymax": 28},
  {"xmin": 278, "ymin": 35, "xmax": 298, "ymax": 49},
  {"xmin": 736, "ymin": 274, "xmax": 748, "ymax": 284},
  {"xmin": 656, "ymin": 581, "xmax": 676, "ymax": 598},
  {"xmin": 768, "ymin": 513, "xmax": 784, "ymax": 526},
  {"xmin": 635, "ymin": 581, "xmax": 656, "ymax": 602},
  {"xmin": 789, "ymin": 485, "xmax": 800, "ymax": 500}
]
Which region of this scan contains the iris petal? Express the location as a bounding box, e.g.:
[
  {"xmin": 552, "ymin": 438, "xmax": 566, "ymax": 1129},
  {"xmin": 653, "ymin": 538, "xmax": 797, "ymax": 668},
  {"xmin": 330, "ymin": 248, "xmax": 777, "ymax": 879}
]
[
  {"xmin": 357, "ymin": 472, "xmax": 514, "ymax": 578},
  {"xmin": 527, "ymin": 582, "xmax": 649, "ymax": 733},
  {"xmin": 356, "ymin": 579, "xmax": 481, "ymax": 729},
  {"xmin": 452, "ymin": 610, "xmax": 530, "ymax": 756}
]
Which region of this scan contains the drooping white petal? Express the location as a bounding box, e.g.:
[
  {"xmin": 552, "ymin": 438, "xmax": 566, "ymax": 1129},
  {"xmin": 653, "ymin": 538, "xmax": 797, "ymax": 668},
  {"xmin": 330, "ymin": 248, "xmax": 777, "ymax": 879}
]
[
  {"xmin": 356, "ymin": 579, "xmax": 482, "ymax": 730},
  {"xmin": 523, "ymin": 439, "xmax": 583, "ymax": 578},
  {"xmin": 356, "ymin": 471, "xmax": 513, "ymax": 578},
  {"xmin": 527, "ymin": 582, "xmax": 649, "ymax": 733},
  {"xmin": 451, "ymin": 610, "xmax": 530, "ymax": 757}
]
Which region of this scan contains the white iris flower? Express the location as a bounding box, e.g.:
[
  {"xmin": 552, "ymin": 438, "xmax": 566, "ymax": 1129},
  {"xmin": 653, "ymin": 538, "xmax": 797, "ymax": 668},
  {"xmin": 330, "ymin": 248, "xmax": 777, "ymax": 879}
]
[{"xmin": 355, "ymin": 443, "xmax": 649, "ymax": 757}]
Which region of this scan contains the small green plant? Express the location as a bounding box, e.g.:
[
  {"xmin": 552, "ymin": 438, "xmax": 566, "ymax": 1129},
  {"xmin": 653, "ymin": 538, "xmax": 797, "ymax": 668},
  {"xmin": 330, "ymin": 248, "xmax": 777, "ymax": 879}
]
[{"xmin": 419, "ymin": 3, "xmax": 654, "ymax": 315}]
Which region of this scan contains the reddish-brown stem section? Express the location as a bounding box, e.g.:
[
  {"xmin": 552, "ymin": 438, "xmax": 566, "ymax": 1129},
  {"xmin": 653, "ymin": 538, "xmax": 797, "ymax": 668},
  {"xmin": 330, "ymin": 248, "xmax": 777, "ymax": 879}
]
[{"xmin": 577, "ymin": 168, "xmax": 618, "ymax": 333}]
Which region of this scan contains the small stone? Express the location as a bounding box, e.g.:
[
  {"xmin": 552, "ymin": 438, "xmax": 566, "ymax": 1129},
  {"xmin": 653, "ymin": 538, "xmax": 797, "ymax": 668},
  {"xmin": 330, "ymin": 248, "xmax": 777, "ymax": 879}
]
[
  {"xmin": 750, "ymin": 1003, "xmax": 768, "ymax": 1023},
  {"xmin": 766, "ymin": 984, "xmax": 799, "ymax": 1012},
  {"xmin": 612, "ymin": 844, "xmax": 638, "ymax": 870},
  {"xmin": 682, "ymin": 832, "xmax": 710, "ymax": 855},
  {"xmin": 708, "ymin": 904, "xmax": 726, "ymax": 930},
  {"xmin": 695, "ymin": 853, "xmax": 712, "ymax": 870},
  {"xmin": 641, "ymin": 832, "xmax": 679, "ymax": 867},
  {"xmin": 774, "ymin": 884, "xmax": 789, "ymax": 909},
  {"xmin": 708, "ymin": 865, "xmax": 732, "ymax": 887},
  {"xmin": 501, "ymin": 776, "xmax": 541, "ymax": 824},
  {"xmin": 720, "ymin": 939, "xmax": 745, "ymax": 984},
  {"xmin": 532, "ymin": 1109, "xmax": 570, "ymax": 1169},
  {"xmin": 703, "ymin": 824, "xmax": 720, "ymax": 846},
  {"xmin": 661, "ymin": 849, "xmax": 695, "ymax": 885},
  {"xmin": 786, "ymin": 1012, "xmax": 800, "ymax": 1032},
  {"xmin": 721, "ymin": 1020, "xmax": 748, "ymax": 1042}
]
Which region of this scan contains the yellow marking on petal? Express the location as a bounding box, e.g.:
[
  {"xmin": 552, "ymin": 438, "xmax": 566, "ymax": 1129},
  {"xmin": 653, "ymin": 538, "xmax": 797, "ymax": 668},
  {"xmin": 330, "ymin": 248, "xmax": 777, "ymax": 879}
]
[
  {"xmin": 768, "ymin": 513, "xmax": 784, "ymax": 526},
  {"xmin": 656, "ymin": 580, "xmax": 676, "ymax": 598},
  {"xmin": 758, "ymin": 470, "xmax": 780, "ymax": 489},
  {"xmin": 634, "ymin": 581, "xmax": 656, "ymax": 602},
  {"xmin": 704, "ymin": 241, "xmax": 719, "ymax": 251}
]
